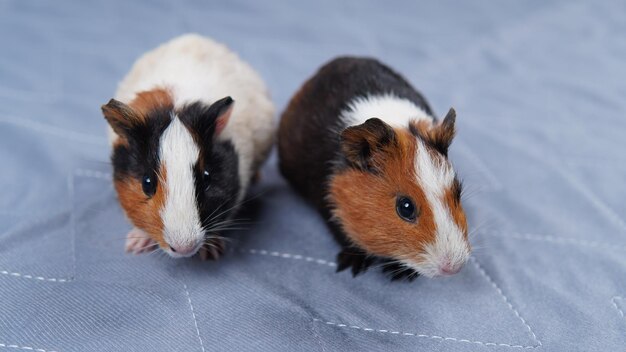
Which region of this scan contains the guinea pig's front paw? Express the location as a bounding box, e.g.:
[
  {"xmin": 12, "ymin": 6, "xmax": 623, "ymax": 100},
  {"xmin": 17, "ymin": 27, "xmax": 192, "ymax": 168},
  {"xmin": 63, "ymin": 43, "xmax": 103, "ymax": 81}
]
[
  {"xmin": 125, "ymin": 227, "xmax": 157, "ymax": 254},
  {"xmin": 198, "ymin": 236, "xmax": 225, "ymax": 261},
  {"xmin": 381, "ymin": 260, "xmax": 419, "ymax": 282},
  {"xmin": 336, "ymin": 247, "xmax": 375, "ymax": 277}
]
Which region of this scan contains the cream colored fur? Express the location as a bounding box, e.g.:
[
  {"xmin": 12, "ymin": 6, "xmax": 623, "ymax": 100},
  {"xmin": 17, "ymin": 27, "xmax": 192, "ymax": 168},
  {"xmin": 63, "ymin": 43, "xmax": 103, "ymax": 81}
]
[{"xmin": 109, "ymin": 33, "xmax": 276, "ymax": 197}]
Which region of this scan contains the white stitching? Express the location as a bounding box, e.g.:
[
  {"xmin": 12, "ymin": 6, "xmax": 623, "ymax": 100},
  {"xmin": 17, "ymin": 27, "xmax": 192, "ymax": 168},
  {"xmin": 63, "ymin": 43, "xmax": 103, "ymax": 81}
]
[
  {"xmin": 612, "ymin": 296, "xmax": 625, "ymax": 320},
  {"xmin": 242, "ymin": 248, "xmax": 541, "ymax": 348},
  {"xmin": 0, "ymin": 343, "xmax": 57, "ymax": 352},
  {"xmin": 0, "ymin": 270, "xmax": 72, "ymax": 283},
  {"xmin": 241, "ymin": 248, "xmax": 337, "ymax": 267},
  {"xmin": 0, "ymin": 170, "xmax": 114, "ymax": 284},
  {"xmin": 311, "ymin": 318, "xmax": 538, "ymax": 349},
  {"xmin": 0, "ymin": 206, "xmax": 74, "ymax": 283},
  {"xmin": 470, "ymin": 258, "xmax": 542, "ymax": 347},
  {"xmin": 481, "ymin": 230, "xmax": 626, "ymax": 251},
  {"xmin": 68, "ymin": 173, "xmax": 77, "ymax": 284},
  {"xmin": 183, "ymin": 283, "xmax": 206, "ymax": 352}
]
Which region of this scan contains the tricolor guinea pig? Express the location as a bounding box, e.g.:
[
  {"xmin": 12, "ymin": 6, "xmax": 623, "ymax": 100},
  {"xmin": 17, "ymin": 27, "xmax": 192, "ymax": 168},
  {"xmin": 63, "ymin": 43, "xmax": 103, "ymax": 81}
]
[
  {"xmin": 278, "ymin": 57, "xmax": 470, "ymax": 280},
  {"xmin": 102, "ymin": 34, "xmax": 275, "ymax": 260}
]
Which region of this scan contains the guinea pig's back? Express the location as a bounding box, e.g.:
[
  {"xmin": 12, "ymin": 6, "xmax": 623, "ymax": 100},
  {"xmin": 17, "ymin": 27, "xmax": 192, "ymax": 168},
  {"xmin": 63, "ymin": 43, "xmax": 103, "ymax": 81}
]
[
  {"xmin": 112, "ymin": 34, "xmax": 275, "ymax": 190},
  {"xmin": 279, "ymin": 57, "xmax": 433, "ymax": 210}
]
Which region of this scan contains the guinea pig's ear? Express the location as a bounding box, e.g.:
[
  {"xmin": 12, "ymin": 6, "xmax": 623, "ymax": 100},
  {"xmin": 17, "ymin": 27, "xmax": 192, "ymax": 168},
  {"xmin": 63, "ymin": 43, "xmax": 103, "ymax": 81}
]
[
  {"xmin": 101, "ymin": 99, "xmax": 142, "ymax": 138},
  {"xmin": 340, "ymin": 118, "xmax": 397, "ymax": 171},
  {"xmin": 429, "ymin": 107, "xmax": 456, "ymax": 157},
  {"xmin": 207, "ymin": 96, "xmax": 234, "ymax": 137}
]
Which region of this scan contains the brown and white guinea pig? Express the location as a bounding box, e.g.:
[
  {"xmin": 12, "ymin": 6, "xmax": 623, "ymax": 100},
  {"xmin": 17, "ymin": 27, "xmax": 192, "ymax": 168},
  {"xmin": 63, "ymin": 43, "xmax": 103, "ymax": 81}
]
[
  {"xmin": 278, "ymin": 57, "xmax": 470, "ymax": 280},
  {"xmin": 101, "ymin": 34, "xmax": 275, "ymax": 260}
]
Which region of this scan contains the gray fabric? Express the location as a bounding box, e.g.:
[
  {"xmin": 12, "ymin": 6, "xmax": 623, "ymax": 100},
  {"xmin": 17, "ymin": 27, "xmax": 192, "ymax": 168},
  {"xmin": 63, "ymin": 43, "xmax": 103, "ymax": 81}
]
[{"xmin": 1, "ymin": 1, "xmax": 625, "ymax": 351}]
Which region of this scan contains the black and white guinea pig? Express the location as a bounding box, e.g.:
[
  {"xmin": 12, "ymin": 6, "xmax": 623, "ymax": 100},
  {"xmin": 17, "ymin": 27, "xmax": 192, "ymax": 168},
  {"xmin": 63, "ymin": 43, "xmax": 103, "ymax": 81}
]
[
  {"xmin": 278, "ymin": 57, "xmax": 470, "ymax": 280},
  {"xmin": 102, "ymin": 34, "xmax": 275, "ymax": 260}
]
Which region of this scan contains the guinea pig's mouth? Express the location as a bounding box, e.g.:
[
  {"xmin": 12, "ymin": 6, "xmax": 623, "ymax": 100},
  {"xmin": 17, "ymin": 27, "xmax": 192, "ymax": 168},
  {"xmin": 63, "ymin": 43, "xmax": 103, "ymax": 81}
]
[
  {"xmin": 163, "ymin": 240, "xmax": 204, "ymax": 258},
  {"xmin": 402, "ymin": 244, "xmax": 471, "ymax": 278}
]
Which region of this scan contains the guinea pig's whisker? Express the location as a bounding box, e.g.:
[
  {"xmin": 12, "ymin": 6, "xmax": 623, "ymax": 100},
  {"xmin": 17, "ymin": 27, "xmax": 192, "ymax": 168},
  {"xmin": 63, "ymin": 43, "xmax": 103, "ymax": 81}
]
[
  {"xmin": 460, "ymin": 183, "xmax": 484, "ymax": 201},
  {"xmin": 205, "ymin": 198, "xmax": 233, "ymax": 224},
  {"xmin": 205, "ymin": 217, "xmax": 253, "ymax": 226},
  {"xmin": 467, "ymin": 220, "xmax": 495, "ymax": 239},
  {"xmin": 208, "ymin": 227, "xmax": 249, "ymax": 232},
  {"xmin": 203, "ymin": 219, "xmax": 254, "ymax": 233},
  {"xmin": 205, "ymin": 221, "xmax": 254, "ymax": 231},
  {"xmin": 206, "ymin": 226, "xmax": 249, "ymax": 233},
  {"xmin": 205, "ymin": 190, "xmax": 269, "ymax": 225}
]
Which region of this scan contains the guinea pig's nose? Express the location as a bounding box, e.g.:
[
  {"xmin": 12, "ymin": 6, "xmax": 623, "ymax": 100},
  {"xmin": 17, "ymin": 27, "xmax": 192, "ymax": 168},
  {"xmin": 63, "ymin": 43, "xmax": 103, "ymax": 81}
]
[
  {"xmin": 169, "ymin": 244, "xmax": 196, "ymax": 255},
  {"xmin": 439, "ymin": 263, "xmax": 461, "ymax": 276}
]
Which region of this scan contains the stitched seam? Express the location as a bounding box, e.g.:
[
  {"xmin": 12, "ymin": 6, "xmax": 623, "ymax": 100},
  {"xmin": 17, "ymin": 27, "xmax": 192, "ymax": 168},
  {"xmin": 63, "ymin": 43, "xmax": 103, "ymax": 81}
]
[
  {"xmin": 310, "ymin": 318, "xmax": 328, "ymax": 352},
  {"xmin": 0, "ymin": 169, "xmax": 113, "ymax": 284},
  {"xmin": 0, "ymin": 270, "xmax": 72, "ymax": 283},
  {"xmin": 470, "ymin": 258, "xmax": 542, "ymax": 347},
  {"xmin": 0, "ymin": 342, "xmax": 57, "ymax": 352},
  {"xmin": 311, "ymin": 319, "xmax": 538, "ymax": 349},
  {"xmin": 183, "ymin": 283, "xmax": 206, "ymax": 352},
  {"xmin": 612, "ymin": 296, "xmax": 625, "ymax": 320},
  {"xmin": 242, "ymin": 248, "xmax": 541, "ymax": 348},
  {"xmin": 68, "ymin": 173, "xmax": 77, "ymax": 283},
  {"xmin": 0, "ymin": 204, "xmax": 74, "ymax": 283},
  {"xmin": 240, "ymin": 248, "xmax": 337, "ymax": 267},
  {"xmin": 482, "ymin": 230, "xmax": 626, "ymax": 251}
]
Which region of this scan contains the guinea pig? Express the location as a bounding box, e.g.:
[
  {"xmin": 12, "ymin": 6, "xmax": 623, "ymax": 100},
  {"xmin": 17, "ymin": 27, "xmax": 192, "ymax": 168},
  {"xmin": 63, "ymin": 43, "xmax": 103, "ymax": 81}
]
[
  {"xmin": 102, "ymin": 34, "xmax": 275, "ymax": 260},
  {"xmin": 278, "ymin": 57, "xmax": 470, "ymax": 280}
]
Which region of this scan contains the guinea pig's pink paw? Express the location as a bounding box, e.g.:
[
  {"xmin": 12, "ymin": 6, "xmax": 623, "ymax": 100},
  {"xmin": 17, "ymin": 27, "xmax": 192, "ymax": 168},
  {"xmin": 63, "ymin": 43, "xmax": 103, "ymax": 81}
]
[
  {"xmin": 198, "ymin": 236, "xmax": 225, "ymax": 261},
  {"xmin": 125, "ymin": 228, "xmax": 157, "ymax": 254}
]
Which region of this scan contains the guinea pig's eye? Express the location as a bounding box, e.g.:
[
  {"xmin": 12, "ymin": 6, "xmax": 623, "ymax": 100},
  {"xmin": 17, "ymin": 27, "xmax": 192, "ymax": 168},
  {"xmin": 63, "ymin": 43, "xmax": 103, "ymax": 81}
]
[
  {"xmin": 202, "ymin": 169, "xmax": 211, "ymax": 183},
  {"xmin": 142, "ymin": 174, "xmax": 157, "ymax": 197},
  {"xmin": 396, "ymin": 196, "xmax": 418, "ymax": 222}
]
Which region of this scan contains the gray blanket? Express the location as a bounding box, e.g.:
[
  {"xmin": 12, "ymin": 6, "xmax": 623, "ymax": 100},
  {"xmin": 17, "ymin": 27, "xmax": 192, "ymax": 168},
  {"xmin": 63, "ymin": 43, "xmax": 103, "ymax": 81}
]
[{"xmin": 1, "ymin": 1, "xmax": 625, "ymax": 351}]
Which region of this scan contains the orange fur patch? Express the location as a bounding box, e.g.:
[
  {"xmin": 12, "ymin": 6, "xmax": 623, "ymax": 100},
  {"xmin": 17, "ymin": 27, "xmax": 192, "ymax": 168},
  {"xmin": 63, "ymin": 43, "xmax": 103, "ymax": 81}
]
[
  {"xmin": 330, "ymin": 127, "xmax": 467, "ymax": 259},
  {"xmin": 330, "ymin": 129, "xmax": 435, "ymax": 257},
  {"xmin": 128, "ymin": 88, "xmax": 174, "ymax": 118},
  {"xmin": 115, "ymin": 167, "xmax": 168, "ymax": 249}
]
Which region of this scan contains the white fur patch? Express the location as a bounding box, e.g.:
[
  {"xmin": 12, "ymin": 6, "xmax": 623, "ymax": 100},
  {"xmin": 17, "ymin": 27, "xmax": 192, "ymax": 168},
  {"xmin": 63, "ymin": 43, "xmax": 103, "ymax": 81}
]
[
  {"xmin": 342, "ymin": 94, "xmax": 432, "ymax": 128},
  {"xmin": 159, "ymin": 116, "xmax": 204, "ymax": 254},
  {"xmin": 342, "ymin": 94, "xmax": 468, "ymax": 276},
  {"xmin": 409, "ymin": 140, "xmax": 469, "ymax": 277},
  {"xmin": 114, "ymin": 34, "xmax": 276, "ymax": 201}
]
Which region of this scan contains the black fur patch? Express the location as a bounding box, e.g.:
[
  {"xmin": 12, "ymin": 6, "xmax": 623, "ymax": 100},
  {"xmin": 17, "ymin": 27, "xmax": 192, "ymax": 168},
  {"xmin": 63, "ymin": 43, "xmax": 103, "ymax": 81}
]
[
  {"xmin": 111, "ymin": 107, "xmax": 171, "ymax": 185},
  {"xmin": 340, "ymin": 117, "xmax": 396, "ymax": 172},
  {"xmin": 380, "ymin": 260, "xmax": 419, "ymax": 281},
  {"xmin": 111, "ymin": 100, "xmax": 240, "ymax": 235},
  {"xmin": 178, "ymin": 100, "xmax": 240, "ymax": 232},
  {"xmin": 279, "ymin": 57, "xmax": 437, "ymax": 282}
]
